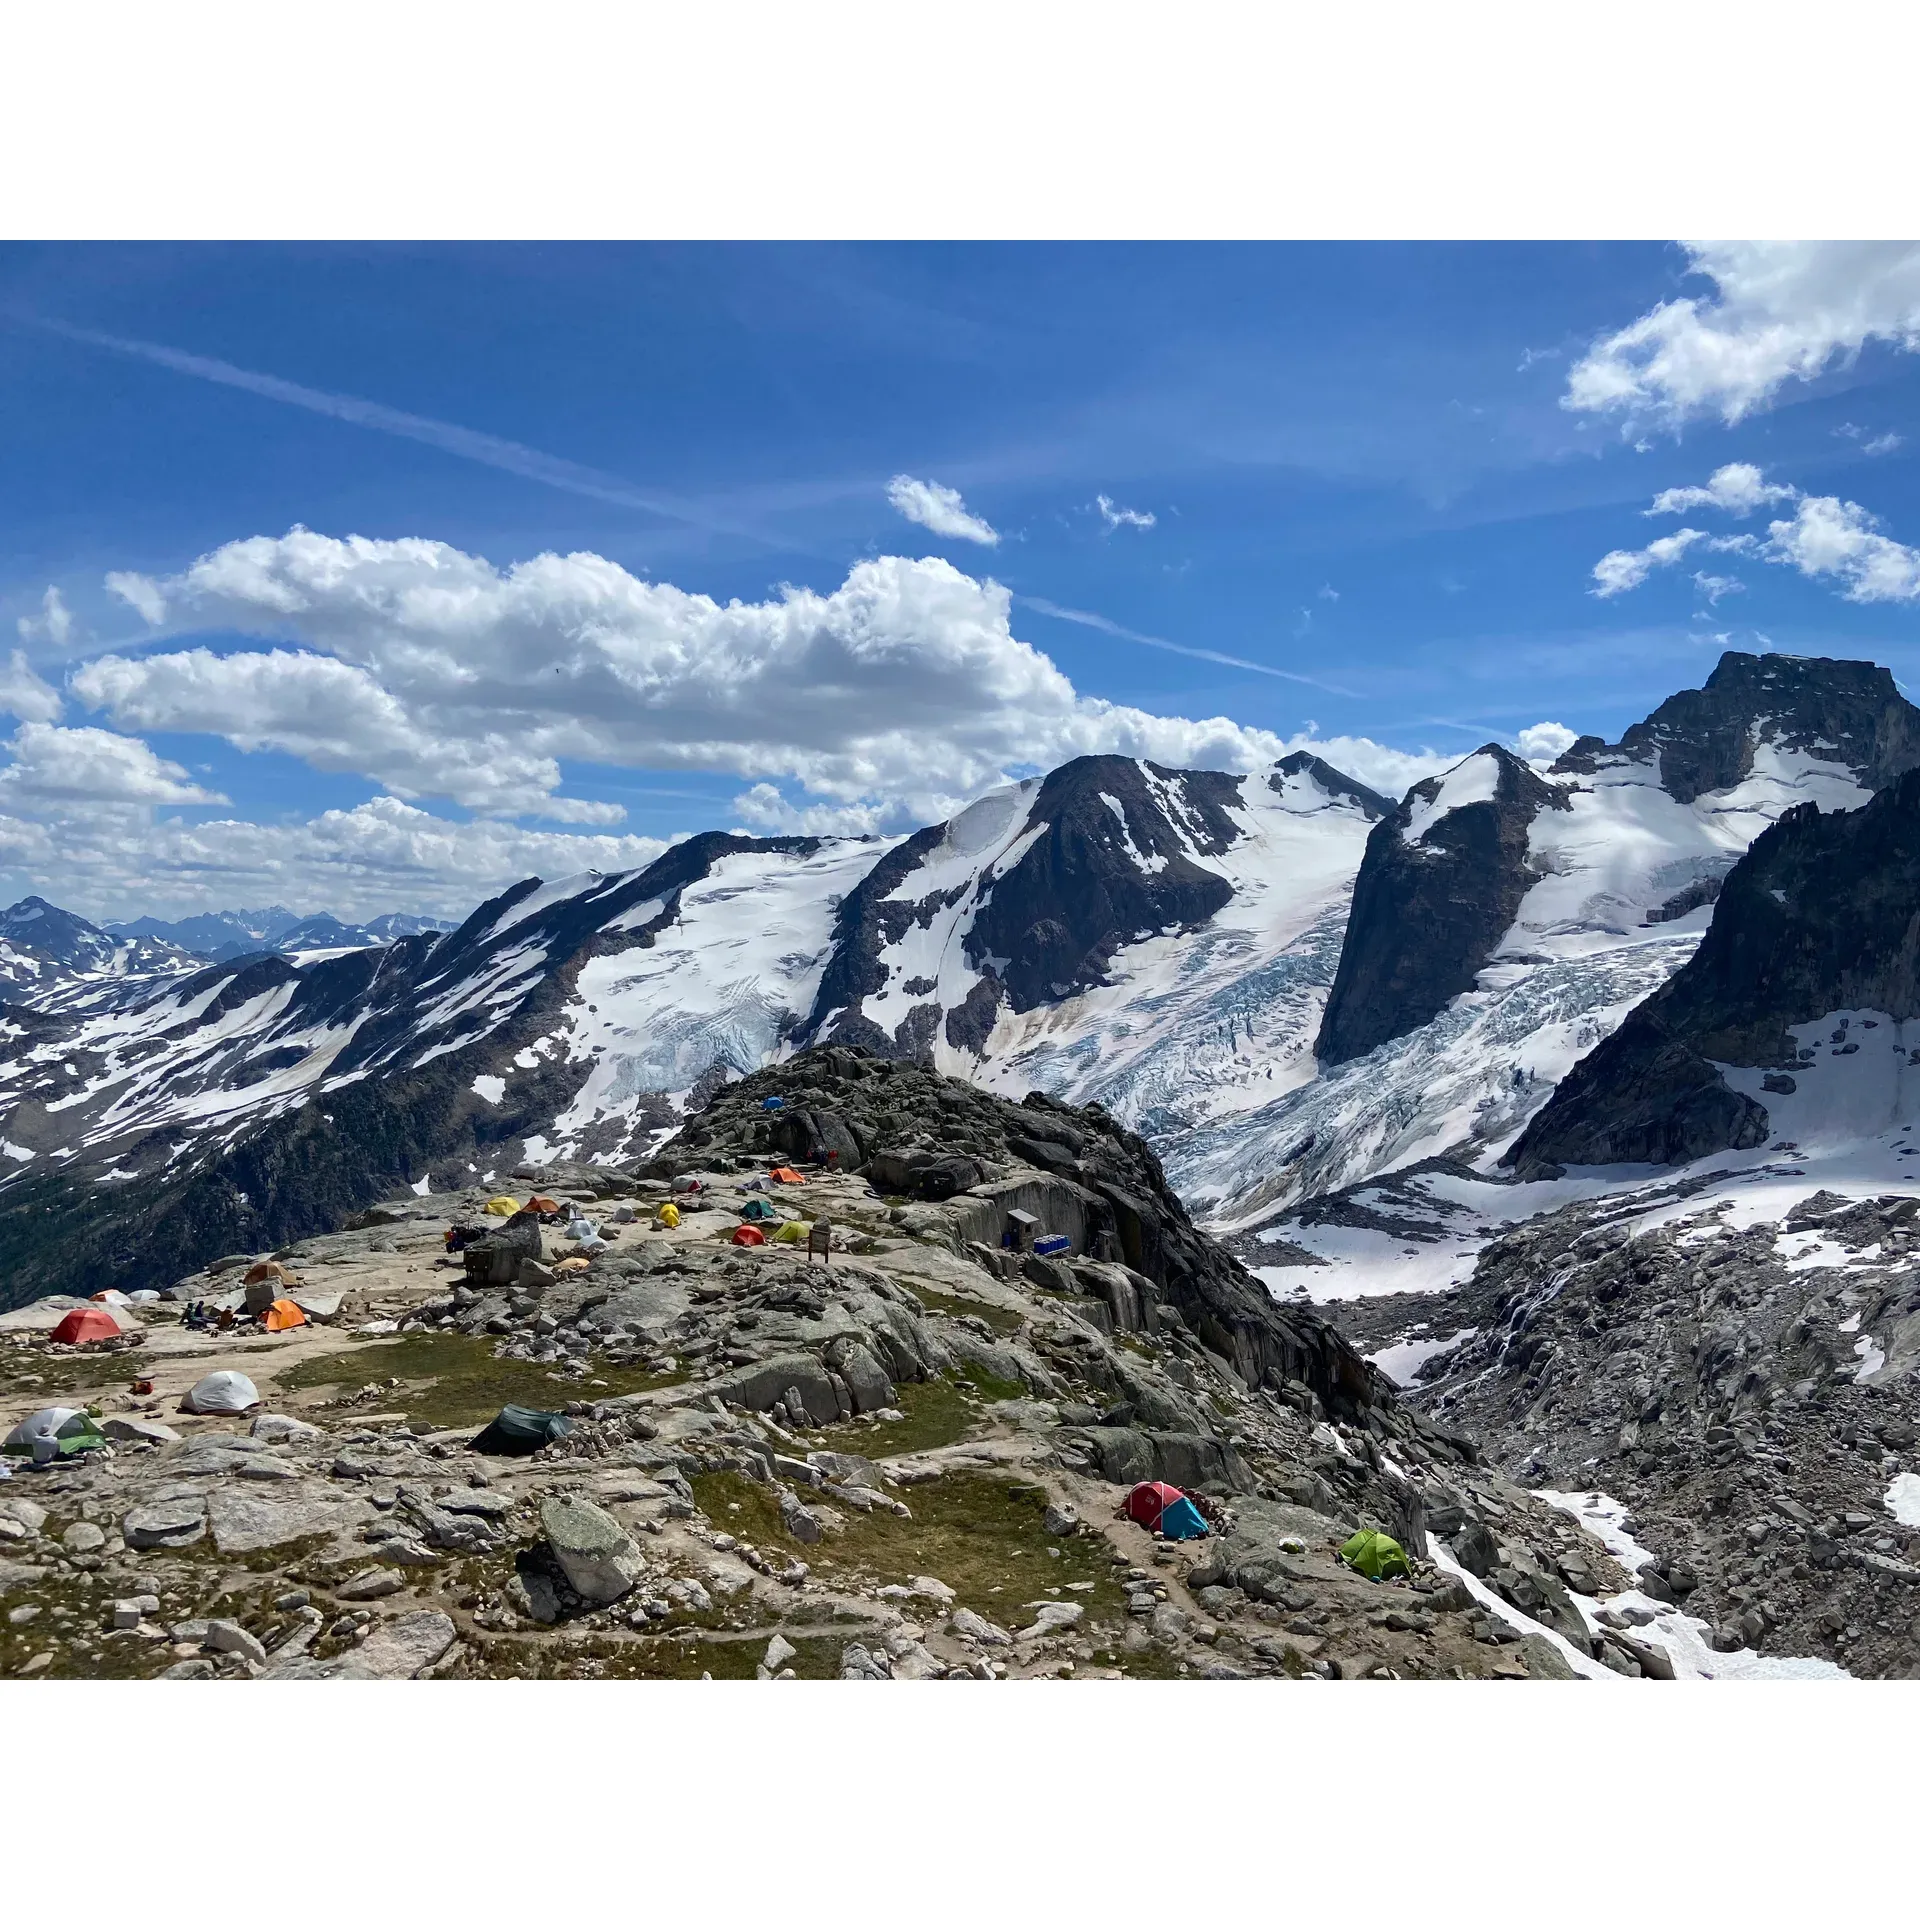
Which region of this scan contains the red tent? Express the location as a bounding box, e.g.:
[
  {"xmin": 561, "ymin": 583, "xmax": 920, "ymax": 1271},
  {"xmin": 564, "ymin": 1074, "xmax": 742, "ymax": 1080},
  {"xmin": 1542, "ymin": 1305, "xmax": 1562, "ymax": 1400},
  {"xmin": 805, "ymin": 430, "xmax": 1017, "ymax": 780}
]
[
  {"xmin": 1124, "ymin": 1481, "xmax": 1185, "ymax": 1528},
  {"xmin": 731, "ymin": 1224, "xmax": 766, "ymax": 1247},
  {"xmin": 50, "ymin": 1307, "xmax": 123, "ymax": 1345}
]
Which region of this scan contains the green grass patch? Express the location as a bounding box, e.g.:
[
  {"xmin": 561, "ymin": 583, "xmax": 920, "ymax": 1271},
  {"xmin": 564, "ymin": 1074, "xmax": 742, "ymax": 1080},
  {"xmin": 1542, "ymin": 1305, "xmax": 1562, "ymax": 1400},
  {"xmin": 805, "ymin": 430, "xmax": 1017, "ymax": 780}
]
[
  {"xmin": 856, "ymin": 1362, "xmax": 1025, "ymax": 1457},
  {"xmin": 18, "ymin": 1350, "xmax": 150, "ymax": 1395},
  {"xmin": 690, "ymin": 1467, "xmax": 1130, "ymax": 1630},
  {"xmin": 899, "ymin": 1282, "xmax": 1026, "ymax": 1337},
  {"xmin": 276, "ymin": 1330, "xmax": 675, "ymax": 1428}
]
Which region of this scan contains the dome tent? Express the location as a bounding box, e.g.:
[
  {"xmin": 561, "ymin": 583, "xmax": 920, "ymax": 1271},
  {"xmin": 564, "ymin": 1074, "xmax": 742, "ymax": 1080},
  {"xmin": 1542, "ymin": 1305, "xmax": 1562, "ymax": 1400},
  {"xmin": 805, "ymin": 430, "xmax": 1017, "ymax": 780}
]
[
  {"xmin": 181, "ymin": 1370, "xmax": 261, "ymax": 1414},
  {"xmin": 4, "ymin": 1406, "xmax": 107, "ymax": 1458},
  {"xmin": 50, "ymin": 1307, "xmax": 124, "ymax": 1346},
  {"xmin": 1123, "ymin": 1481, "xmax": 1210, "ymax": 1541},
  {"xmin": 1339, "ymin": 1529, "xmax": 1412, "ymax": 1581}
]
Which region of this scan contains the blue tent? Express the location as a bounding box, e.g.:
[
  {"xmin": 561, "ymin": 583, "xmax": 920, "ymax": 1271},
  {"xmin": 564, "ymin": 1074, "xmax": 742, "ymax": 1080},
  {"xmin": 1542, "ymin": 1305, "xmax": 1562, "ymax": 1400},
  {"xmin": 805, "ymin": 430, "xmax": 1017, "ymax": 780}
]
[{"xmin": 1158, "ymin": 1495, "xmax": 1210, "ymax": 1541}]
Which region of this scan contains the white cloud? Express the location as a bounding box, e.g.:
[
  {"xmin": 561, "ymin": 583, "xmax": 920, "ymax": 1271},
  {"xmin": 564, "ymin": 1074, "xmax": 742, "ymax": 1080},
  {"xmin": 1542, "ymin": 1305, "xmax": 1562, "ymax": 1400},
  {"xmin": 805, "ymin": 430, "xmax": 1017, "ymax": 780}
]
[
  {"xmin": 1095, "ymin": 493, "xmax": 1156, "ymax": 531},
  {"xmin": 885, "ymin": 475, "xmax": 999, "ymax": 545},
  {"xmin": 105, "ymin": 571, "xmax": 168, "ymax": 626},
  {"xmin": 1835, "ymin": 422, "xmax": 1905, "ymax": 456},
  {"xmin": 87, "ymin": 534, "xmax": 1317, "ymax": 830},
  {"xmin": 0, "ymin": 651, "xmax": 63, "ymax": 724},
  {"xmin": 1565, "ymin": 242, "xmax": 1920, "ymax": 429},
  {"xmin": 1594, "ymin": 468, "xmax": 1920, "ymax": 606},
  {"xmin": 15, "ymin": 585, "xmax": 75, "ymax": 647},
  {"xmin": 73, "ymin": 645, "xmax": 597, "ymax": 819},
  {"xmin": 1646, "ymin": 462, "xmax": 1797, "ymax": 517},
  {"xmin": 0, "ymin": 792, "xmax": 671, "ymax": 924},
  {"xmin": 1276, "ymin": 732, "xmax": 1458, "ymax": 801},
  {"xmin": 1764, "ymin": 493, "xmax": 1920, "ymax": 603},
  {"xmin": 1515, "ymin": 721, "xmax": 1577, "ymax": 762},
  {"xmin": 0, "ymin": 723, "xmax": 224, "ymax": 805},
  {"xmin": 1590, "ymin": 528, "xmax": 1707, "ymax": 597}
]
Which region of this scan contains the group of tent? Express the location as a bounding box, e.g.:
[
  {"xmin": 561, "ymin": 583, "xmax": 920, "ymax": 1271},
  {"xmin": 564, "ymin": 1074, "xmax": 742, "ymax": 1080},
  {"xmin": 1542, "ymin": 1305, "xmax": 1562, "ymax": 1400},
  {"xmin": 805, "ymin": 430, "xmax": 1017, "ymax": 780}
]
[{"xmin": 3, "ymin": 1369, "xmax": 263, "ymax": 1462}]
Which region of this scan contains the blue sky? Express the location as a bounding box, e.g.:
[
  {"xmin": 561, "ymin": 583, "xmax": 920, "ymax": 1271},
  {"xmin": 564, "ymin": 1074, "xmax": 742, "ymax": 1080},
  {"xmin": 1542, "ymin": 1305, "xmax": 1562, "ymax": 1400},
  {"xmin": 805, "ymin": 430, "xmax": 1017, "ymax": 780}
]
[{"xmin": 6, "ymin": 239, "xmax": 1920, "ymax": 920}]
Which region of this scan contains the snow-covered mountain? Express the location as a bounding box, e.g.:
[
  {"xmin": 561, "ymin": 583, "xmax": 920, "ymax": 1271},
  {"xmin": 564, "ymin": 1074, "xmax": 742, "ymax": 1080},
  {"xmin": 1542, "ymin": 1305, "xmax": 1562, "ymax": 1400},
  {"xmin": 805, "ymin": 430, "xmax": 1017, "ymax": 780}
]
[
  {"xmin": 0, "ymin": 897, "xmax": 204, "ymax": 1013},
  {"xmin": 4, "ymin": 649, "xmax": 1915, "ymax": 1309},
  {"xmin": 1175, "ymin": 652, "xmax": 1920, "ymax": 1237}
]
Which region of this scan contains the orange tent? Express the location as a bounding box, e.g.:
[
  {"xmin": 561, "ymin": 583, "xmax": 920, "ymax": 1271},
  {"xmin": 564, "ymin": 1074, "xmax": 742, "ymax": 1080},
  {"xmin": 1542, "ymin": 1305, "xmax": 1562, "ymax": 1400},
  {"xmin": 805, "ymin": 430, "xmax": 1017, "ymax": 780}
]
[
  {"xmin": 262, "ymin": 1298, "xmax": 307, "ymax": 1332},
  {"xmin": 768, "ymin": 1166, "xmax": 806, "ymax": 1185},
  {"xmin": 51, "ymin": 1307, "xmax": 122, "ymax": 1345},
  {"xmin": 731, "ymin": 1224, "xmax": 767, "ymax": 1247},
  {"xmin": 525, "ymin": 1195, "xmax": 563, "ymax": 1216}
]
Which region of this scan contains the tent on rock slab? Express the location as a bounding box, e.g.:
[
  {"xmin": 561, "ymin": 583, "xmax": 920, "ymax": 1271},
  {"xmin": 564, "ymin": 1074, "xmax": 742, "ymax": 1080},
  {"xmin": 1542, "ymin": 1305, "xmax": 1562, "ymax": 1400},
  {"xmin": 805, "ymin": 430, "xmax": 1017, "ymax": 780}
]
[{"xmin": 50, "ymin": 1307, "xmax": 125, "ymax": 1345}]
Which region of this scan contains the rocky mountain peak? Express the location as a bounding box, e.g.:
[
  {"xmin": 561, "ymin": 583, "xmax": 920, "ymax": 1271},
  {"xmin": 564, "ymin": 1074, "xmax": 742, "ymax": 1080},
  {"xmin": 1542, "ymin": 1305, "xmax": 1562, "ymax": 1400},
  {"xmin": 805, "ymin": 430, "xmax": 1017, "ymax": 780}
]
[
  {"xmin": 1315, "ymin": 746, "xmax": 1569, "ymax": 1067},
  {"xmin": 1508, "ymin": 763, "xmax": 1920, "ymax": 1174},
  {"xmin": 1552, "ymin": 650, "xmax": 1920, "ymax": 804}
]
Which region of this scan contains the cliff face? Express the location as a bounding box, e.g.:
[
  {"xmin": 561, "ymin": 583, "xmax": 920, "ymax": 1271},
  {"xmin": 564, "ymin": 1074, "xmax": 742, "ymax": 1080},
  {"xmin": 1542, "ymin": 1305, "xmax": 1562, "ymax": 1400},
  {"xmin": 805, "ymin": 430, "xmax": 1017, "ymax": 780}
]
[
  {"xmin": 1316, "ymin": 747, "xmax": 1567, "ymax": 1067},
  {"xmin": 1509, "ymin": 766, "xmax": 1920, "ymax": 1174}
]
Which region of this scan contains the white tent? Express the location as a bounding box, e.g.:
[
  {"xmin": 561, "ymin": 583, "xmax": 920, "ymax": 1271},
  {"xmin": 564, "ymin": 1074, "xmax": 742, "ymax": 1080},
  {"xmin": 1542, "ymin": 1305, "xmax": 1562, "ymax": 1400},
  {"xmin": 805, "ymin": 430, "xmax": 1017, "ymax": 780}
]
[
  {"xmin": 4, "ymin": 1406, "xmax": 82, "ymax": 1452},
  {"xmin": 181, "ymin": 1370, "xmax": 261, "ymax": 1414}
]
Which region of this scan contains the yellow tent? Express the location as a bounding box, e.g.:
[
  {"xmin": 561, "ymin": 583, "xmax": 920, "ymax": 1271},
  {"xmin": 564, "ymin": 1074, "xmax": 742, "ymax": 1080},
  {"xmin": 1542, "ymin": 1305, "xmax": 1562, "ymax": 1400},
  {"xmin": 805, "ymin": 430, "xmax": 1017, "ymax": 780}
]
[
  {"xmin": 773, "ymin": 1220, "xmax": 809, "ymax": 1243},
  {"xmin": 656, "ymin": 1202, "xmax": 681, "ymax": 1228},
  {"xmin": 483, "ymin": 1195, "xmax": 520, "ymax": 1217}
]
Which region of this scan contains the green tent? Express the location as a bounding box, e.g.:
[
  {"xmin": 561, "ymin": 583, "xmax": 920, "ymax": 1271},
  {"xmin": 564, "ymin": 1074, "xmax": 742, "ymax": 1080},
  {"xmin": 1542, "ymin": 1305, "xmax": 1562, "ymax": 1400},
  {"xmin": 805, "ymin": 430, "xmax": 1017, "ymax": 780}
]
[
  {"xmin": 3, "ymin": 1406, "xmax": 107, "ymax": 1458},
  {"xmin": 740, "ymin": 1197, "xmax": 780, "ymax": 1223},
  {"xmin": 1339, "ymin": 1528, "xmax": 1412, "ymax": 1581},
  {"xmin": 469, "ymin": 1404, "xmax": 573, "ymax": 1457}
]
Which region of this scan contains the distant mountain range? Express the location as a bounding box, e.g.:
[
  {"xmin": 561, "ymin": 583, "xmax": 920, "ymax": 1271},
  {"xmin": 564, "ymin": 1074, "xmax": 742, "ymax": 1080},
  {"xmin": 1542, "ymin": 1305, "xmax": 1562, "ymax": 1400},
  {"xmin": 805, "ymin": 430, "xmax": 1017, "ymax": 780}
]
[{"xmin": 107, "ymin": 906, "xmax": 455, "ymax": 963}]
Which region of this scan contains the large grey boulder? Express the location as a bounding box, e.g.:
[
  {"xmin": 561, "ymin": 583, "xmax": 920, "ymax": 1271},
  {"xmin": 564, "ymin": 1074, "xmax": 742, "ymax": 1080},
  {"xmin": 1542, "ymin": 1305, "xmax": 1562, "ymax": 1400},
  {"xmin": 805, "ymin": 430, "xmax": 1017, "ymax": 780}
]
[
  {"xmin": 541, "ymin": 1495, "xmax": 644, "ymax": 1605},
  {"xmin": 275, "ymin": 1609, "xmax": 457, "ymax": 1680},
  {"xmin": 121, "ymin": 1496, "xmax": 208, "ymax": 1551},
  {"xmin": 208, "ymin": 1488, "xmax": 368, "ymax": 1555}
]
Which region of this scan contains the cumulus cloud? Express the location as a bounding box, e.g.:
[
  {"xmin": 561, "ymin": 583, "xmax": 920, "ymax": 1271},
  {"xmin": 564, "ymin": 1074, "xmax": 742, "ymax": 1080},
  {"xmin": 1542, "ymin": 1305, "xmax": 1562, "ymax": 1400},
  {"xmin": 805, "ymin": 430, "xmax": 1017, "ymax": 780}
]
[
  {"xmin": 1647, "ymin": 462, "xmax": 1796, "ymax": 517},
  {"xmin": 1591, "ymin": 528, "xmax": 1707, "ymax": 597},
  {"xmin": 0, "ymin": 792, "xmax": 671, "ymax": 925},
  {"xmin": 105, "ymin": 571, "xmax": 168, "ymax": 626},
  {"xmin": 0, "ymin": 651, "xmax": 63, "ymax": 724},
  {"xmin": 1515, "ymin": 721, "xmax": 1578, "ymax": 762},
  {"xmin": 86, "ymin": 533, "xmax": 1311, "ymax": 826},
  {"xmin": 886, "ymin": 475, "xmax": 999, "ymax": 545},
  {"xmin": 0, "ymin": 723, "xmax": 224, "ymax": 805},
  {"xmin": 1565, "ymin": 242, "xmax": 1920, "ymax": 429},
  {"xmin": 16, "ymin": 585, "xmax": 75, "ymax": 647},
  {"xmin": 1595, "ymin": 467, "xmax": 1920, "ymax": 606},
  {"xmin": 1095, "ymin": 493, "xmax": 1156, "ymax": 531},
  {"xmin": 72, "ymin": 645, "xmax": 599, "ymax": 819},
  {"xmin": 1765, "ymin": 494, "xmax": 1920, "ymax": 603}
]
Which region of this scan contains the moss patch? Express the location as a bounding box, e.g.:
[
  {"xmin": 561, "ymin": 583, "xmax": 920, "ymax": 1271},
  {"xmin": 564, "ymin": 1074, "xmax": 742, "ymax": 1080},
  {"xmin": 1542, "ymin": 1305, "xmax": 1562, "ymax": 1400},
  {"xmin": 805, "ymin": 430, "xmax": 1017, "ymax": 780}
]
[
  {"xmin": 690, "ymin": 1468, "xmax": 1130, "ymax": 1630},
  {"xmin": 899, "ymin": 1282, "xmax": 1026, "ymax": 1337},
  {"xmin": 276, "ymin": 1331, "xmax": 671, "ymax": 1428},
  {"xmin": 856, "ymin": 1364, "xmax": 1026, "ymax": 1457},
  {"xmin": 20, "ymin": 1350, "xmax": 151, "ymax": 1396}
]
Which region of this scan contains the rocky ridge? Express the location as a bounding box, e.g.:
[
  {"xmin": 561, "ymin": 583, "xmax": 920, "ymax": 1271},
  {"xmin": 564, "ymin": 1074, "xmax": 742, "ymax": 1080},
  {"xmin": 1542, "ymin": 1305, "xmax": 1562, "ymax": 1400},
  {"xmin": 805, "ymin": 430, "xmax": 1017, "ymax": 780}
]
[
  {"xmin": 1389, "ymin": 1179, "xmax": 1920, "ymax": 1677},
  {"xmin": 0, "ymin": 1056, "xmax": 1661, "ymax": 1682}
]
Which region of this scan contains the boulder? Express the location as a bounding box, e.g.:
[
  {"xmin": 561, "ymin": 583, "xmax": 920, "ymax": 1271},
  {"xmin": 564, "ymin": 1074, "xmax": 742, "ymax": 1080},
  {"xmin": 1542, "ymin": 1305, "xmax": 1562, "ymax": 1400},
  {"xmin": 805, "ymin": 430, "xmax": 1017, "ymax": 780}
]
[
  {"xmin": 278, "ymin": 1609, "xmax": 457, "ymax": 1681},
  {"xmin": 336, "ymin": 1567, "xmax": 408, "ymax": 1602},
  {"xmin": 121, "ymin": 1496, "xmax": 208, "ymax": 1551},
  {"xmin": 0, "ymin": 1497, "xmax": 49, "ymax": 1539},
  {"xmin": 208, "ymin": 1488, "xmax": 368, "ymax": 1555},
  {"xmin": 101, "ymin": 1417, "xmax": 180, "ymax": 1446},
  {"xmin": 780, "ymin": 1491, "xmax": 824, "ymax": 1545},
  {"xmin": 540, "ymin": 1495, "xmax": 644, "ymax": 1605},
  {"xmin": 251, "ymin": 1413, "xmax": 324, "ymax": 1443},
  {"xmin": 205, "ymin": 1619, "xmax": 268, "ymax": 1664}
]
